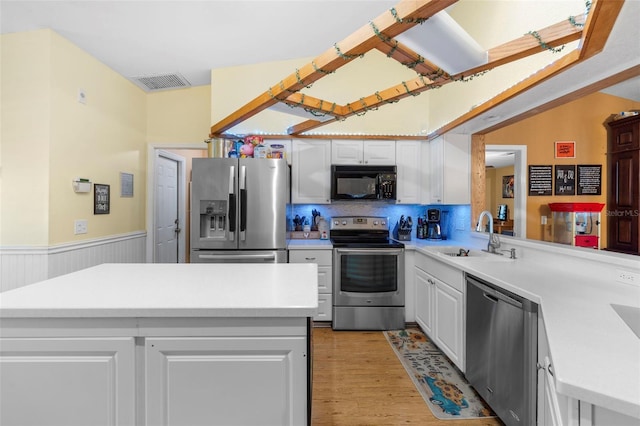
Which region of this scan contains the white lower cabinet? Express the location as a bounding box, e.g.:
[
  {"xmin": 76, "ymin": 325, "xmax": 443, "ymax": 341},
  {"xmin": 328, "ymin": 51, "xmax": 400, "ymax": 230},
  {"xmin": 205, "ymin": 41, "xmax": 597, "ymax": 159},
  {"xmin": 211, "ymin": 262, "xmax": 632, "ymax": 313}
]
[
  {"xmin": 1, "ymin": 317, "xmax": 310, "ymax": 426},
  {"xmin": 145, "ymin": 336, "xmax": 308, "ymax": 426},
  {"xmin": 414, "ymin": 252, "xmax": 464, "ymax": 371},
  {"xmin": 536, "ymin": 316, "xmax": 638, "ymax": 426},
  {"xmin": 289, "ymin": 248, "xmax": 333, "ymax": 321},
  {"xmin": 0, "ymin": 337, "xmax": 136, "ymax": 426},
  {"xmin": 415, "ymin": 267, "xmax": 435, "ymax": 336}
]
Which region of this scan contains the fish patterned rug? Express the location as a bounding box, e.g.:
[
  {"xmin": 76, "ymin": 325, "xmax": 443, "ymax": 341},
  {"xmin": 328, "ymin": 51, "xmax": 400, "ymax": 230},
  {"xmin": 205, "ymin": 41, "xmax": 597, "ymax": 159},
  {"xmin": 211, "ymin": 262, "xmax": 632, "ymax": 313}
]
[{"xmin": 384, "ymin": 328, "xmax": 496, "ymax": 420}]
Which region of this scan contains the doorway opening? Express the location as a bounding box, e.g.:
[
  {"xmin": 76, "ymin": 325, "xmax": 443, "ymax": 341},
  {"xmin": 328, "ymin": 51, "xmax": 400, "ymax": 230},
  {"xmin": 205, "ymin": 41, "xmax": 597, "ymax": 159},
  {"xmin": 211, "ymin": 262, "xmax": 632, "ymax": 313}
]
[
  {"xmin": 485, "ymin": 145, "xmax": 527, "ymax": 238},
  {"xmin": 146, "ymin": 143, "xmax": 208, "ymax": 263}
]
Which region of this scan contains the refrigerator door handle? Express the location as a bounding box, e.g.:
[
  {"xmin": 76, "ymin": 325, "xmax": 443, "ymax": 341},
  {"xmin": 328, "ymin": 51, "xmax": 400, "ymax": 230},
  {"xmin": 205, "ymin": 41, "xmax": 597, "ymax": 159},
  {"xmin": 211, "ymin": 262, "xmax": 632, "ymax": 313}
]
[
  {"xmin": 228, "ymin": 165, "xmax": 236, "ymax": 241},
  {"xmin": 239, "ymin": 165, "xmax": 247, "ymax": 241},
  {"xmin": 196, "ymin": 253, "xmax": 277, "ymax": 262}
]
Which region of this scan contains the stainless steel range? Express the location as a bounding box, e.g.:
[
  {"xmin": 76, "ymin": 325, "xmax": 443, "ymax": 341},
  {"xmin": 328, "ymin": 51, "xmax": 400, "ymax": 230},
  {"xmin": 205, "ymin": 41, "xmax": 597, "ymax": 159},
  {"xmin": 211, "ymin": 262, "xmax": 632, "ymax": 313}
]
[{"xmin": 331, "ymin": 216, "xmax": 405, "ymax": 330}]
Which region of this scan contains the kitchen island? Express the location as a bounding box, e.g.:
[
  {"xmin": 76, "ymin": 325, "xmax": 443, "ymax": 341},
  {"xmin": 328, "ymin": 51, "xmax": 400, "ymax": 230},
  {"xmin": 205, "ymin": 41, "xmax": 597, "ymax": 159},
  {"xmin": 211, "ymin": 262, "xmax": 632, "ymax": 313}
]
[{"xmin": 0, "ymin": 263, "xmax": 318, "ymax": 426}]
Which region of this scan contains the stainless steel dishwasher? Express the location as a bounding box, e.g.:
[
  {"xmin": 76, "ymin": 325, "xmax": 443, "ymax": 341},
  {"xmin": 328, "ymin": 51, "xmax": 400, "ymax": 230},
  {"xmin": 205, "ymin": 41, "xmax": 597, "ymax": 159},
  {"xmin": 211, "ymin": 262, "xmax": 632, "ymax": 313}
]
[{"xmin": 466, "ymin": 274, "xmax": 538, "ymax": 426}]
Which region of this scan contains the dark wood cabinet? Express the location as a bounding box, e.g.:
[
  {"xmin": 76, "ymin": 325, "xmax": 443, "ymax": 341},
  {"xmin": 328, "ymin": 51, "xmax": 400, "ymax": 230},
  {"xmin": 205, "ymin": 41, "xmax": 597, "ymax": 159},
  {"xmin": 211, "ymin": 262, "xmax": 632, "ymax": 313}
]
[{"xmin": 607, "ymin": 115, "xmax": 640, "ymax": 255}]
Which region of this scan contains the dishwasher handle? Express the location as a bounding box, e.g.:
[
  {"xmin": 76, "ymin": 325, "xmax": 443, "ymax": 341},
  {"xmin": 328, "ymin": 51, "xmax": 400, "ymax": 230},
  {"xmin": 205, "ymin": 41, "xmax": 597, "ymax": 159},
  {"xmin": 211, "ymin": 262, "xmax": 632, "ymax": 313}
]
[{"xmin": 467, "ymin": 275, "xmax": 523, "ymax": 309}]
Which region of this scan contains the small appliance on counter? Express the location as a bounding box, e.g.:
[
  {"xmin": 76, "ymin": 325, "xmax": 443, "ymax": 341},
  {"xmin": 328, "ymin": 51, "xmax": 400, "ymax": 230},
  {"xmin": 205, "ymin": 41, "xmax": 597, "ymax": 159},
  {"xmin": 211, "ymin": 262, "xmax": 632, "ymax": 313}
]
[
  {"xmin": 426, "ymin": 209, "xmax": 443, "ymax": 240},
  {"xmin": 417, "ymin": 208, "xmax": 447, "ymax": 240}
]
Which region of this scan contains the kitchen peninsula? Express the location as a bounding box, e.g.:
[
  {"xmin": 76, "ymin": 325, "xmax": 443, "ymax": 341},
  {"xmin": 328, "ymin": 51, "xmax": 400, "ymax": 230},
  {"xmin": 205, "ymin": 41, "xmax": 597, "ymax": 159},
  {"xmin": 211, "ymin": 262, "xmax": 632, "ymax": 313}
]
[{"xmin": 0, "ymin": 263, "xmax": 317, "ymax": 426}]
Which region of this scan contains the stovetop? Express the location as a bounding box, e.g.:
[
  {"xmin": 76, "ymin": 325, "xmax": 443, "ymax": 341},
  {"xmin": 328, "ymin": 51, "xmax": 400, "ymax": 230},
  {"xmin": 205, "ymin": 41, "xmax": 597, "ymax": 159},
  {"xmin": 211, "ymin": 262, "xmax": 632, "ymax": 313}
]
[{"xmin": 330, "ymin": 216, "xmax": 404, "ymax": 249}]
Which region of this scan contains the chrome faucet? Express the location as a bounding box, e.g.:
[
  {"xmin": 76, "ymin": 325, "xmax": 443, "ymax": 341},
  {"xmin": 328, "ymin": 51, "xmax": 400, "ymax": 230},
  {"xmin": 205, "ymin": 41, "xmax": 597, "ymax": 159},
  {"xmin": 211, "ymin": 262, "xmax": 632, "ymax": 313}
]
[{"xmin": 476, "ymin": 210, "xmax": 501, "ymax": 253}]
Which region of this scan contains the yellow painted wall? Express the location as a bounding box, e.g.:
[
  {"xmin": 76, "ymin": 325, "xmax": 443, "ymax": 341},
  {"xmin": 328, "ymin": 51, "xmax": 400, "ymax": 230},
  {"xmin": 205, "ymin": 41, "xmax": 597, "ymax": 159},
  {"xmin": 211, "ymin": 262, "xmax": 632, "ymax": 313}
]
[
  {"xmin": 483, "ymin": 92, "xmax": 640, "ymax": 245},
  {"xmin": 147, "ymin": 86, "xmax": 211, "ymax": 143},
  {"xmin": 1, "ymin": 30, "xmax": 52, "ymax": 246},
  {"xmin": 1, "ymin": 29, "xmax": 148, "ymax": 246}
]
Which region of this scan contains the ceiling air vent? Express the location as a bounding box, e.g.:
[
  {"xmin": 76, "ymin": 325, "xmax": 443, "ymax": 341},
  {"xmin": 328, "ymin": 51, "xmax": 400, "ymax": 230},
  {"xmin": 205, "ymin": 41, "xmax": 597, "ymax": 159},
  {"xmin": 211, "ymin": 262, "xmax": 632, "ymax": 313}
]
[{"xmin": 131, "ymin": 72, "xmax": 191, "ymax": 92}]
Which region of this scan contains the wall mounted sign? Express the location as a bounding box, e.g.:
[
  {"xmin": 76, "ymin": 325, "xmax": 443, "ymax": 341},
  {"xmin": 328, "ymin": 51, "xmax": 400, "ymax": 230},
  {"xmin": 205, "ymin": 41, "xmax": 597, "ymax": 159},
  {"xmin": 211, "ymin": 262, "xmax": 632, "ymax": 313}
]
[
  {"xmin": 94, "ymin": 184, "xmax": 110, "ymax": 214},
  {"xmin": 577, "ymin": 164, "xmax": 602, "ymax": 195},
  {"xmin": 120, "ymin": 172, "xmax": 133, "ymax": 197},
  {"xmin": 555, "ymin": 165, "xmax": 576, "ymax": 195},
  {"xmin": 528, "ymin": 165, "xmax": 552, "ymax": 196},
  {"xmin": 555, "ymin": 141, "xmax": 575, "ymax": 158},
  {"xmin": 502, "ymin": 175, "xmax": 514, "ymax": 198}
]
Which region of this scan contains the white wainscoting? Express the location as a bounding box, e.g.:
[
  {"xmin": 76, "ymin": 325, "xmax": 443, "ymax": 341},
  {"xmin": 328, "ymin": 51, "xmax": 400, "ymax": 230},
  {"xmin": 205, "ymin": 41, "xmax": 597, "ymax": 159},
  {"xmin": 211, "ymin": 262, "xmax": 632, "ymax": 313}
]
[{"xmin": 0, "ymin": 232, "xmax": 146, "ymax": 292}]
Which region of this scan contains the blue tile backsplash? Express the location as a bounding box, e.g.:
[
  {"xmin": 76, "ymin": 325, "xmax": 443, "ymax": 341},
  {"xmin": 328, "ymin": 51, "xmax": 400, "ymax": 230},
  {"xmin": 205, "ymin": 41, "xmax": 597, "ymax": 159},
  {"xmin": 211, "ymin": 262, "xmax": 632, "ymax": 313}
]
[{"xmin": 291, "ymin": 202, "xmax": 471, "ymax": 241}]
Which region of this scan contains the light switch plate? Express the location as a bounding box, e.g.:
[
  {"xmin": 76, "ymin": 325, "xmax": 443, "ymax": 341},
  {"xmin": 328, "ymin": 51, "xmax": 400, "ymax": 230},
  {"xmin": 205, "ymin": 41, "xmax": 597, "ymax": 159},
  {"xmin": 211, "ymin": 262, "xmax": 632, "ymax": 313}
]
[{"xmin": 74, "ymin": 219, "xmax": 88, "ymax": 235}]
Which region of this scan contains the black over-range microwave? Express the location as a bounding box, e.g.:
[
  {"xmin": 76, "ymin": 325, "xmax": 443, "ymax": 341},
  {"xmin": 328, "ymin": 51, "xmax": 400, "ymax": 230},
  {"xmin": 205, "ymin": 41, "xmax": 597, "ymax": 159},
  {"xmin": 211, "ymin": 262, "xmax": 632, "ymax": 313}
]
[{"xmin": 331, "ymin": 165, "xmax": 397, "ymax": 201}]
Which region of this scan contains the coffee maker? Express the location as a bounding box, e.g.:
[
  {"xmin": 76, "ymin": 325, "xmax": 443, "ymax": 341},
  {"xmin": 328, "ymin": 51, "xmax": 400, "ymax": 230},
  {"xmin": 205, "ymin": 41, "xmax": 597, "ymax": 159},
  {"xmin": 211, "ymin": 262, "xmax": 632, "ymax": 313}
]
[{"xmin": 426, "ymin": 208, "xmax": 443, "ymax": 240}]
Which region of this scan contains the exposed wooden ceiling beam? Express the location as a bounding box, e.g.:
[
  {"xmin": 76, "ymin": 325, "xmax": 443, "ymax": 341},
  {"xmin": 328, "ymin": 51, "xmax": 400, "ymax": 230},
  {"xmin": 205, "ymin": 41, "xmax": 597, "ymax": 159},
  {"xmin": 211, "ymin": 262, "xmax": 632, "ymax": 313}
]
[
  {"xmin": 287, "ymin": 14, "xmax": 588, "ymax": 135},
  {"xmin": 210, "ymin": 0, "xmax": 457, "ymax": 137},
  {"xmin": 375, "ymin": 41, "xmax": 449, "ymax": 81},
  {"xmin": 287, "ymin": 76, "xmax": 436, "ymax": 134},
  {"xmin": 212, "ymin": 0, "xmax": 619, "ymax": 139},
  {"xmin": 431, "ymin": 50, "xmax": 582, "ymax": 138},
  {"xmin": 282, "ymin": 93, "xmax": 347, "ymax": 117},
  {"xmin": 430, "ymin": 0, "xmax": 625, "ymax": 139},
  {"xmin": 474, "ymin": 64, "xmax": 640, "ymax": 136},
  {"xmin": 463, "ymin": 14, "xmax": 585, "ymax": 75},
  {"xmin": 579, "ymin": 0, "xmax": 624, "ymax": 59}
]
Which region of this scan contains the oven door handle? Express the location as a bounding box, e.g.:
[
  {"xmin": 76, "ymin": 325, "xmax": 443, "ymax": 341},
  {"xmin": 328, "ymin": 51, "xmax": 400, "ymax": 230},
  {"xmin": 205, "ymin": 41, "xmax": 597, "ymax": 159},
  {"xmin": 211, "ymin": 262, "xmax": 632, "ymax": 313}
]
[{"xmin": 335, "ymin": 248, "xmax": 403, "ymax": 255}]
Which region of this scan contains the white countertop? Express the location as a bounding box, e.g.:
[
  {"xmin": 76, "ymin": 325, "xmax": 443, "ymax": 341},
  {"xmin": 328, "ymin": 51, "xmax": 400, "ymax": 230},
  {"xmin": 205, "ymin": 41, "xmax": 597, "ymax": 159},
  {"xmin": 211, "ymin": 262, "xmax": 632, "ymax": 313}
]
[
  {"xmin": 0, "ymin": 263, "xmax": 318, "ymax": 318},
  {"xmin": 407, "ymin": 239, "xmax": 640, "ymax": 419}
]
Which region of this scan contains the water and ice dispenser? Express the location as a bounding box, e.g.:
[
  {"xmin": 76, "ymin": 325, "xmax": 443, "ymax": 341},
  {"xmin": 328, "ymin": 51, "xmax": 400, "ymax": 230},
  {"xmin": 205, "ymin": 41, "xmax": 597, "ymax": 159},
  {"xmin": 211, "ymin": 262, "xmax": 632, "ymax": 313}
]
[{"xmin": 199, "ymin": 200, "xmax": 227, "ymax": 239}]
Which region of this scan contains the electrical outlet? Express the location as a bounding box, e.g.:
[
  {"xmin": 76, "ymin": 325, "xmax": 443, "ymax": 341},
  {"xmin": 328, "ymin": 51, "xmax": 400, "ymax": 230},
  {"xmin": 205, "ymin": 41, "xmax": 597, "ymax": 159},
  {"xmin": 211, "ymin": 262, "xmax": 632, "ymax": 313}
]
[
  {"xmin": 541, "ymin": 215, "xmax": 547, "ymax": 225},
  {"xmin": 616, "ymin": 269, "xmax": 640, "ymax": 285},
  {"xmin": 74, "ymin": 219, "xmax": 88, "ymax": 235}
]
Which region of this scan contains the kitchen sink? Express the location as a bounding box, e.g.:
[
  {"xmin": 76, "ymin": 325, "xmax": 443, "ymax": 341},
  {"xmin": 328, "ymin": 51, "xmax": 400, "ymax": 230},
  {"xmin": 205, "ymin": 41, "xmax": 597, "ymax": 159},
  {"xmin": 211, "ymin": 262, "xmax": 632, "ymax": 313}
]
[
  {"xmin": 430, "ymin": 246, "xmax": 513, "ymax": 261},
  {"xmin": 611, "ymin": 304, "xmax": 640, "ymax": 339}
]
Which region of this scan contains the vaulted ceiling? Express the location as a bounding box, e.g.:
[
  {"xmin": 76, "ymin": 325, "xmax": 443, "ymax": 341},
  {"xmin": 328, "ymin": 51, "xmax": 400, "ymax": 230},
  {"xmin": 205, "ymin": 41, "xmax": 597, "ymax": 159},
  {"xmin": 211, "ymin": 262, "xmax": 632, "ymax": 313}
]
[{"xmin": 2, "ymin": 0, "xmax": 638, "ymax": 138}]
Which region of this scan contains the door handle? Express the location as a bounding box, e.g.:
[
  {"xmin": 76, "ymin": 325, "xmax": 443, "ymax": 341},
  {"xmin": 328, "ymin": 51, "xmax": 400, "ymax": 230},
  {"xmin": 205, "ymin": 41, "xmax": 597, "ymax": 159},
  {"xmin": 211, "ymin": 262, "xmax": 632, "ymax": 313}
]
[
  {"xmin": 239, "ymin": 165, "xmax": 247, "ymax": 241},
  {"xmin": 174, "ymin": 219, "xmax": 181, "ymax": 234},
  {"xmin": 228, "ymin": 166, "xmax": 236, "ymax": 240},
  {"xmin": 483, "ymin": 293, "xmax": 499, "ymax": 303}
]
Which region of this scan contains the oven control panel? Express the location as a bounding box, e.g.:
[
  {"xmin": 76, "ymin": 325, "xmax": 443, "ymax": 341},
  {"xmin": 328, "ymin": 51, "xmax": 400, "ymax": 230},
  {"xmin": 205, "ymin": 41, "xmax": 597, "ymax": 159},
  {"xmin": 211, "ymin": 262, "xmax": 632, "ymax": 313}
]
[{"xmin": 331, "ymin": 216, "xmax": 389, "ymax": 230}]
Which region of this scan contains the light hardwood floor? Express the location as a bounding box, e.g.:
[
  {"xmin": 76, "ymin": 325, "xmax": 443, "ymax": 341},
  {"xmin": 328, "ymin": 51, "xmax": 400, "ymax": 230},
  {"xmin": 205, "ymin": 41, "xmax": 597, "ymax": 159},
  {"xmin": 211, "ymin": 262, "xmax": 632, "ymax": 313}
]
[{"xmin": 311, "ymin": 327, "xmax": 504, "ymax": 426}]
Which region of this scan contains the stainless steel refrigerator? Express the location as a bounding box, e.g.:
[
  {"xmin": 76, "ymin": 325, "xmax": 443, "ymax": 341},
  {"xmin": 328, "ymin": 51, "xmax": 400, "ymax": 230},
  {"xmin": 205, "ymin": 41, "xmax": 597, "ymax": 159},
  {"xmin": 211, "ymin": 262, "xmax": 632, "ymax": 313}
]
[{"xmin": 190, "ymin": 157, "xmax": 288, "ymax": 263}]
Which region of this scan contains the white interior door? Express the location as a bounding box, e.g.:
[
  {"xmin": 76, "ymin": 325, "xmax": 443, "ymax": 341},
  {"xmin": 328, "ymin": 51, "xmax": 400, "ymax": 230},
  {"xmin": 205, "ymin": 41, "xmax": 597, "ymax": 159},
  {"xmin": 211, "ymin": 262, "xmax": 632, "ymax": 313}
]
[{"xmin": 155, "ymin": 154, "xmax": 180, "ymax": 263}]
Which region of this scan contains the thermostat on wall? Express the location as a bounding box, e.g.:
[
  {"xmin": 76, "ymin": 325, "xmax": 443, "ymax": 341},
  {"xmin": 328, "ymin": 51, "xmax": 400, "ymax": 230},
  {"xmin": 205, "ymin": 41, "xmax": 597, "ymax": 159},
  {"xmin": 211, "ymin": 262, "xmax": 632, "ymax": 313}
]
[{"xmin": 73, "ymin": 178, "xmax": 92, "ymax": 193}]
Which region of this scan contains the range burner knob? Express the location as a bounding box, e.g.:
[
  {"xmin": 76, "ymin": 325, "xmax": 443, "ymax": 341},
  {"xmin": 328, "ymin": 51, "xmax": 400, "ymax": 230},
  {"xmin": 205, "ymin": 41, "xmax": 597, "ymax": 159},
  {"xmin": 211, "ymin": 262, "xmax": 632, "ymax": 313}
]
[
  {"xmin": 334, "ymin": 220, "xmax": 339, "ymax": 226},
  {"xmin": 373, "ymin": 221, "xmax": 379, "ymax": 225},
  {"xmin": 341, "ymin": 220, "xmax": 347, "ymax": 225}
]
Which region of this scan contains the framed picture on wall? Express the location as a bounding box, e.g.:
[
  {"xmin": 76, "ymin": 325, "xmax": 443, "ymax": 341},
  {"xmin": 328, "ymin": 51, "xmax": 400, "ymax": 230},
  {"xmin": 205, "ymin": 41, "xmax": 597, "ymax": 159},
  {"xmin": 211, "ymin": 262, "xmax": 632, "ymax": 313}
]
[
  {"xmin": 555, "ymin": 141, "xmax": 575, "ymax": 158},
  {"xmin": 502, "ymin": 175, "xmax": 514, "ymax": 198},
  {"xmin": 94, "ymin": 184, "xmax": 110, "ymax": 214}
]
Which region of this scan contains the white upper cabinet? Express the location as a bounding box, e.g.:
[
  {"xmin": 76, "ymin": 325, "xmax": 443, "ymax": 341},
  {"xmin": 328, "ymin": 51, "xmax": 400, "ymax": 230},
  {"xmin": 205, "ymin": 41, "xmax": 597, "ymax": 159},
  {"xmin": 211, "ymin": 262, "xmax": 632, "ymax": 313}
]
[
  {"xmin": 429, "ymin": 134, "xmax": 470, "ymax": 204},
  {"xmin": 395, "ymin": 140, "xmax": 423, "ymax": 204},
  {"xmin": 331, "ymin": 140, "xmax": 396, "ymax": 165},
  {"xmin": 292, "ymin": 139, "xmax": 331, "ymax": 204}
]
